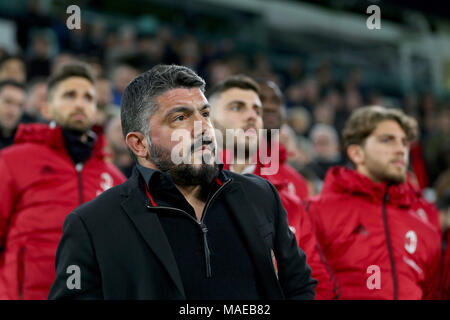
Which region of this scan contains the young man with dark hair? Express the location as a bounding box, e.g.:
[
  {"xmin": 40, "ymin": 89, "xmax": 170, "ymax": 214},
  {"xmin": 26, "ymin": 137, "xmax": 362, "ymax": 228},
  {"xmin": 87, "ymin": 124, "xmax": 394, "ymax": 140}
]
[
  {"xmin": 48, "ymin": 64, "xmax": 317, "ymax": 300},
  {"xmin": 0, "ymin": 80, "xmax": 26, "ymax": 149},
  {"xmin": 0, "ymin": 62, "xmax": 125, "ymax": 300},
  {"xmin": 209, "ymin": 75, "xmax": 339, "ymax": 299},
  {"xmin": 305, "ymin": 105, "xmax": 442, "ymax": 299},
  {"xmin": 0, "ymin": 54, "xmax": 27, "ymax": 83}
]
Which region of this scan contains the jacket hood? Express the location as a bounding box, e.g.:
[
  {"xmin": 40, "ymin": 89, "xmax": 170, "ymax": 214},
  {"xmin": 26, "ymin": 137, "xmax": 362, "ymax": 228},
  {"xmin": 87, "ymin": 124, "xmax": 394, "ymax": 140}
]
[
  {"xmin": 322, "ymin": 166, "xmax": 416, "ymax": 207},
  {"xmin": 14, "ymin": 123, "xmax": 106, "ymax": 159}
]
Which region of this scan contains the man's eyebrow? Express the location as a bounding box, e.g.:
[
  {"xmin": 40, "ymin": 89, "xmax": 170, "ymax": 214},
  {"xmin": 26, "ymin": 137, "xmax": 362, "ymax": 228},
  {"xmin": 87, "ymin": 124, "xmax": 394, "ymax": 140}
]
[
  {"xmin": 164, "ymin": 106, "xmax": 193, "ymax": 119},
  {"xmin": 200, "ymin": 104, "xmax": 210, "ymax": 111},
  {"xmin": 226, "ymin": 100, "xmax": 245, "ymax": 107},
  {"xmin": 164, "ymin": 104, "xmax": 211, "ymax": 119}
]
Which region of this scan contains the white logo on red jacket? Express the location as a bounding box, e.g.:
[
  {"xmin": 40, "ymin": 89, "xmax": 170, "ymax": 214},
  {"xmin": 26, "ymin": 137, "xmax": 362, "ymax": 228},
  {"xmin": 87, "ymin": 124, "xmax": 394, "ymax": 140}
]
[
  {"xmin": 287, "ymin": 182, "xmax": 296, "ymax": 195},
  {"xmin": 416, "ymin": 208, "xmax": 429, "ymax": 223},
  {"xmin": 96, "ymin": 172, "xmax": 113, "ymax": 196},
  {"xmin": 404, "ymin": 230, "xmax": 418, "ymax": 254}
]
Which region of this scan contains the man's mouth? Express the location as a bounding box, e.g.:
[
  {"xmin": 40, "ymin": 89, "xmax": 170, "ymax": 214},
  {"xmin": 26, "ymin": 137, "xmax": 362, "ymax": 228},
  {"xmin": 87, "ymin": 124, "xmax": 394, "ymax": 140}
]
[
  {"xmin": 243, "ymin": 126, "xmax": 257, "ymax": 135},
  {"xmin": 391, "ymin": 159, "xmax": 405, "ymax": 167},
  {"xmin": 71, "ymin": 113, "xmax": 86, "ymax": 121}
]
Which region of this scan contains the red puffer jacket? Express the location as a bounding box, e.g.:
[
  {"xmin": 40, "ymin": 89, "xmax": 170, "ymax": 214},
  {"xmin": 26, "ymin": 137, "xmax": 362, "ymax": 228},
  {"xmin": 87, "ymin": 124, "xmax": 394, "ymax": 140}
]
[
  {"xmin": 220, "ymin": 148, "xmax": 339, "ymax": 299},
  {"xmin": 0, "ymin": 123, "xmax": 126, "ymax": 300},
  {"xmin": 442, "ymin": 231, "xmax": 450, "ymax": 300},
  {"xmin": 305, "ymin": 166, "xmax": 442, "ymax": 300}
]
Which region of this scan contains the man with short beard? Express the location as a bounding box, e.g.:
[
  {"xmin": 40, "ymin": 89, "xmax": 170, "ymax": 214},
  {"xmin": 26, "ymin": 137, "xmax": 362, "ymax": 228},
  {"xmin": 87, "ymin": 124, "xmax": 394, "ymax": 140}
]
[
  {"xmin": 0, "ymin": 80, "xmax": 26, "ymax": 149},
  {"xmin": 0, "ymin": 62, "xmax": 125, "ymax": 300},
  {"xmin": 48, "ymin": 64, "xmax": 317, "ymax": 300},
  {"xmin": 209, "ymin": 75, "xmax": 339, "ymax": 299},
  {"xmin": 305, "ymin": 106, "xmax": 442, "ymax": 299}
]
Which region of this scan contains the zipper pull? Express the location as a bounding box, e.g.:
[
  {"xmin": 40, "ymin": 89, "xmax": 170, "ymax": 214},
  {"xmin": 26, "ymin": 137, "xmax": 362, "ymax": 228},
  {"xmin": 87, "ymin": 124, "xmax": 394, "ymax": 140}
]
[
  {"xmin": 75, "ymin": 163, "xmax": 84, "ymax": 172},
  {"xmin": 200, "ymin": 222, "xmax": 212, "ymax": 278}
]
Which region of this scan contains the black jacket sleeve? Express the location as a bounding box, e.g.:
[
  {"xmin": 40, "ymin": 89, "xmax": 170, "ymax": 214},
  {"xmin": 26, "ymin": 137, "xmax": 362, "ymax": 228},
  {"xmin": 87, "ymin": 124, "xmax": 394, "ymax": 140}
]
[
  {"xmin": 48, "ymin": 212, "xmax": 103, "ymax": 300},
  {"xmin": 266, "ymin": 180, "xmax": 317, "ymax": 300}
]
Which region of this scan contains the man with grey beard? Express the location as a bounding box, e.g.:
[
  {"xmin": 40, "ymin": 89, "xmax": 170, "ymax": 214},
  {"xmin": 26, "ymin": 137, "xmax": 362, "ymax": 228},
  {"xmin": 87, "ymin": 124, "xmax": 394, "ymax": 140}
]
[{"xmin": 48, "ymin": 64, "xmax": 317, "ymax": 300}]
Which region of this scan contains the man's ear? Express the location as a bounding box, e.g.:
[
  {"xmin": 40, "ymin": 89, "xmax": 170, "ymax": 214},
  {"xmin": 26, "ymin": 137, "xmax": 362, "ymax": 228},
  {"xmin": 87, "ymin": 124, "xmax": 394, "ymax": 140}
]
[
  {"xmin": 126, "ymin": 132, "xmax": 148, "ymax": 159},
  {"xmin": 347, "ymin": 144, "xmax": 364, "ymax": 166}
]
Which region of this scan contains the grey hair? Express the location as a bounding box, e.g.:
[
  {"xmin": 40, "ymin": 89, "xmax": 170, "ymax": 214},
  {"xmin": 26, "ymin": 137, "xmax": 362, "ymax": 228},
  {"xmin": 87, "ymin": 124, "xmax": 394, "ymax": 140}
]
[
  {"xmin": 120, "ymin": 64, "xmax": 206, "ymax": 161},
  {"xmin": 309, "ymin": 123, "xmax": 339, "ymax": 145}
]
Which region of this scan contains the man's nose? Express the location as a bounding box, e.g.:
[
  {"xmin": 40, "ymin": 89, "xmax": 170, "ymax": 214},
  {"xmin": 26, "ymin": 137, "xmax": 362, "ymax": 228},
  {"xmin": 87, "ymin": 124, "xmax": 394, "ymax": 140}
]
[
  {"xmin": 74, "ymin": 95, "xmax": 88, "ymax": 109},
  {"xmin": 245, "ymin": 106, "xmax": 259, "ymax": 121},
  {"xmin": 394, "ymin": 139, "xmax": 408, "ymax": 155},
  {"xmin": 192, "ymin": 113, "xmax": 211, "ymax": 136}
]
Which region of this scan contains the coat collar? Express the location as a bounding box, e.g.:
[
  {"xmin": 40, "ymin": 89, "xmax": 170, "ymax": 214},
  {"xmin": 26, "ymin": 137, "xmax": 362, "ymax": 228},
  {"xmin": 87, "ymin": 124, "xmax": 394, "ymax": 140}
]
[{"xmin": 119, "ymin": 167, "xmax": 284, "ymax": 299}]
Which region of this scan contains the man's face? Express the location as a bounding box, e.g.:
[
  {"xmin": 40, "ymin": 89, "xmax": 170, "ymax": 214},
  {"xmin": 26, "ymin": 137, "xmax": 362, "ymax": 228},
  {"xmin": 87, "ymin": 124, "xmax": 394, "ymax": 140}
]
[
  {"xmin": 48, "ymin": 77, "xmax": 97, "ymax": 133},
  {"xmin": 145, "ymin": 87, "xmax": 218, "ymax": 186},
  {"xmin": 313, "ymin": 133, "xmax": 338, "ymax": 160},
  {"xmin": 0, "ymin": 59, "xmax": 26, "ymax": 83},
  {"xmin": 356, "ymin": 120, "xmax": 410, "ymax": 184},
  {"xmin": 0, "ymin": 85, "xmax": 25, "ymax": 133},
  {"xmin": 211, "ymin": 88, "xmax": 263, "ymax": 152},
  {"xmin": 95, "ymin": 79, "xmax": 112, "ymax": 108},
  {"xmin": 259, "ymin": 82, "xmax": 284, "ymax": 130},
  {"xmin": 25, "ymin": 82, "xmax": 47, "ymax": 116}
]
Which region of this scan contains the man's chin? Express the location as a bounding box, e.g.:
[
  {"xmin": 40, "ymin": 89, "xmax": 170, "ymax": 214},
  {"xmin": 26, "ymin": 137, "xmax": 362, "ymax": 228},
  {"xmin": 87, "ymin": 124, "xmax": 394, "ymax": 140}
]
[
  {"xmin": 169, "ymin": 163, "xmax": 219, "ymax": 186},
  {"xmin": 383, "ymin": 170, "xmax": 407, "ymax": 185},
  {"xmin": 64, "ymin": 121, "xmax": 91, "ymax": 133}
]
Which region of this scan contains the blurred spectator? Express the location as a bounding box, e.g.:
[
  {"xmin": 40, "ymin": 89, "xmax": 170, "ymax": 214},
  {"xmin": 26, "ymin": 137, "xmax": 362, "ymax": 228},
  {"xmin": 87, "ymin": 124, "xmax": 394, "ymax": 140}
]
[
  {"xmin": 283, "ymin": 58, "xmax": 304, "ymax": 85},
  {"xmin": 257, "ymin": 79, "xmax": 310, "ymax": 199},
  {"xmin": 110, "ymin": 63, "xmax": 139, "ymax": 106},
  {"xmin": 175, "ymin": 34, "xmax": 201, "ymax": 70},
  {"xmin": 285, "ymin": 82, "xmax": 304, "ymax": 108},
  {"xmin": 84, "ymin": 56, "xmax": 104, "ymax": 80},
  {"xmin": 51, "ymin": 52, "xmax": 75, "ymax": 74},
  {"xmin": 21, "ymin": 77, "xmax": 47, "ymax": 123},
  {"xmin": 0, "ymin": 54, "xmax": 27, "ymax": 83},
  {"xmin": 106, "ymin": 25, "xmax": 138, "ymax": 66},
  {"xmin": 316, "ymin": 60, "xmax": 335, "ymax": 94},
  {"xmin": 287, "ymin": 106, "xmax": 311, "ymax": 137},
  {"xmin": 86, "ymin": 20, "xmax": 108, "ymax": 59},
  {"xmin": 206, "ymin": 60, "xmax": 233, "ymax": 86},
  {"xmin": 0, "ymin": 80, "xmax": 26, "ymax": 149},
  {"xmin": 305, "ymin": 124, "xmax": 344, "ymax": 181},
  {"xmin": 423, "ymin": 106, "xmax": 450, "ymax": 185},
  {"xmin": 26, "ymin": 29, "xmax": 56, "ymax": 81},
  {"xmin": 0, "ymin": 47, "xmax": 8, "ymax": 61},
  {"xmin": 0, "ymin": 62, "xmax": 125, "ymax": 300},
  {"xmin": 313, "ymin": 101, "xmax": 335, "ymax": 126},
  {"xmin": 300, "ymin": 77, "xmax": 320, "ymax": 112},
  {"xmin": 16, "ymin": 0, "xmax": 52, "ymax": 51},
  {"xmin": 344, "ymin": 88, "xmax": 363, "ymax": 112},
  {"xmin": 281, "ymin": 124, "xmax": 313, "ymax": 171},
  {"xmin": 105, "ymin": 115, "xmax": 134, "ymax": 178},
  {"xmin": 95, "ymin": 76, "xmax": 120, "ymax": 128}
]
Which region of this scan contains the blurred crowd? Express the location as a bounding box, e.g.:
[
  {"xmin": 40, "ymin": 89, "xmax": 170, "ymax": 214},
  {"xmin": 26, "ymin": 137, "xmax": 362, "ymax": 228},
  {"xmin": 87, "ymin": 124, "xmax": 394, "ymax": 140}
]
[
  {"xmin": 0, "ymin": 1, "xmax": 449, "ymax": 299},
  {"xmin": 1, "ymin": 2, "xmax": 449, "ymax": 224}
]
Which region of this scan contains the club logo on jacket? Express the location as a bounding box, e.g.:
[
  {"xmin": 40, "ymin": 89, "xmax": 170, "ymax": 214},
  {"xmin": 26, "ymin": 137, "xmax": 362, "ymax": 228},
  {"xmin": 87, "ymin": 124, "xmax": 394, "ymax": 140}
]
[
  {"xmin": 404, "ymin": 230, "xmax": 417, "ymax": 254},
  {"xmin": 96, "ymin": 172, "xmax": 113, "ymax": 196},
  {"xmin": 416, "ymin": 208, "xmax": 428, "ymax": 223},
  {"xmin": 287, "ymin": 182, "xmax": 296, "ymax": 195}
]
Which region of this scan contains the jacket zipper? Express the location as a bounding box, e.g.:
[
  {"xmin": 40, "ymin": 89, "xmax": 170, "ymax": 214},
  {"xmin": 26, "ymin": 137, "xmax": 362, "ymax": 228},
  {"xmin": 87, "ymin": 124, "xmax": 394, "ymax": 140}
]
[
  {"xmin": 146, "ymin": 179, "xmax": 231, "ymax": 278},
  {"xmin": 382, "ymin": 186, "xmax": 398, "ymax": 300},
  {"xmin": 17, "ymin": 247, "xmax": 25, "ymax": 300},
  {"xmin": 75, "ymin": 163, "xmax": 84, "ymax": 205}
]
